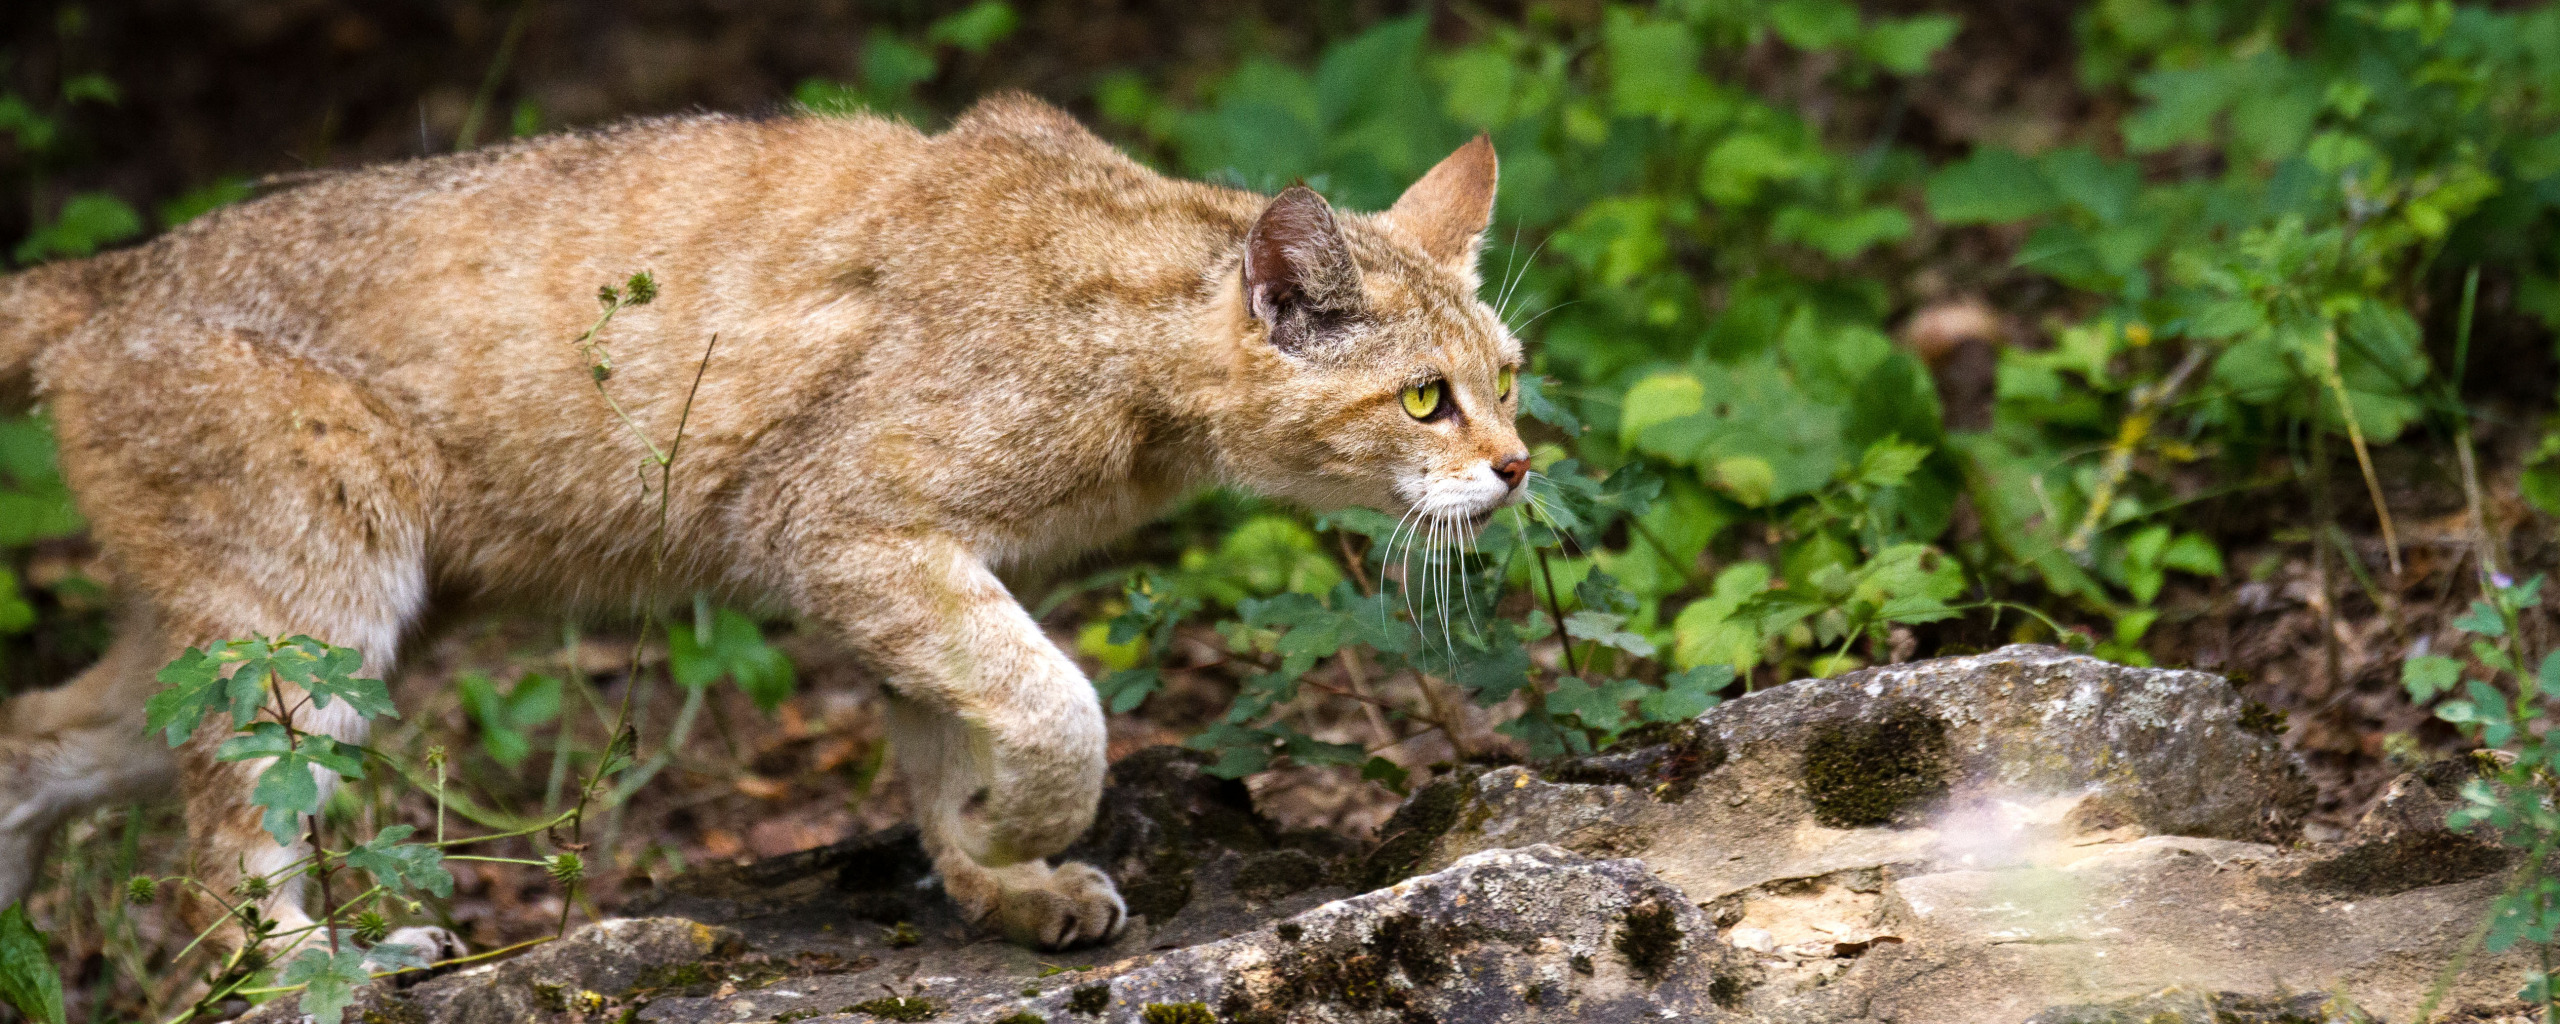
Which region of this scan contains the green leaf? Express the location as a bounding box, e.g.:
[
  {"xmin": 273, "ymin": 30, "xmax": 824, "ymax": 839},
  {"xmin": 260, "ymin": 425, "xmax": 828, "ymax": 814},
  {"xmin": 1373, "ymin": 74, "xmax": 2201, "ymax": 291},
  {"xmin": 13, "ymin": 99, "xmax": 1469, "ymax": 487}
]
[
  {"xmin": 155, "ymin": 177, "xmax": 253, "ymax": 229},
  {"xmin": 2454, "ymin": 601, "xmax": 2508, "ymax": 637},
  {"xmin": 668, "ymin": 609, "xmax": 797, "ymax": 712},
  {"xmin": 459, "ymin": 672, "xmax": 561, "ymax": 768},
  {"xmin": 862, "ymin": 34, "xmax": 939, "ymax": 100},
  {"xmin": 146, "ymin": 645, "xmax": 267, "ymax": 746},
  {"xmin": 925, "ymin": 0, "xmax": 1018, "ymax": 53},
  {"xmin": 217, "ymin": 723, "xmax": 366, "ymax": 844},
  {"xmin": 1637, "ymin": 665, "xmax": 1731, "ymax": 722},
  {"xmin": 1547, "ymin": 676, "xmax": 1647, "ymax": 736},
  {"xmin": 1672, "ymin": 562, "xmax": 1771, "ymax": 672},
  {"xmin": 1360, "ymin": 756, "xmax": 1411, "ymax": 795},
  {"xmin": 1602, "ymin": 8, "xmax": 1700, "ymax": 120},
  {"xmin": 0, "ymin": 904, "xmax": 63, "ymax": 1024},
  {"xmin": 2159, "ymin": 533, "xmax": 2224, "ymax": 578},
  {"xmin": 1564, "ymin": 610, "xmax": 1656, "ymax": 658},
  {"xmin": 1701, "ymin": 133, "xmax": 1813, "ymax": 206},
  {"xmin": 1859, "ymin": 14, "xmax": 1959, "ymax": 75},
  {"xmin": 1451, "ymin": 640, "xmax": 1533, "ymax": 705},
  {"xmin": 1096, "ymin": 667, "xmax": 1162, "ymax": 715},
  {"xmin": 12, "ymin": 193, "xmax": 142, "ymax": 266},
  {"xmin": 2123, "ymin": 64, "xmax": 2235, "ymax": 153},
  {"xmin": 280, "ymin": 945, "xmax": 373, "ymax": 1024},
  {"xmin": 1515, "ymin": 373, "xmax": 1581, "ymax": 434},
  {"xmin": 345, "ymin": 825, "xmax": 454, "ymax": 898},
  {"xmin": 1855, "ymin": 437, "xmax": 1930, "ymax": 489},
  {"xmin": 2403, "ymin": 655, "xmax": 2463, "ymax": 702},
  {"xmin": 1617, "ymin": 371, "xmax": 1705, "ymax": 450},
  {"xmin": 1711, "ymin": 456, "xmax": 1776, "ymax": 508},
  {"xmin": 1772, "ymin": 205, "xmax": 1911, "ymax": 259},
  {"xmin": 1770, "ymin": 0, "xmax": 1862, "ymax": 50},
  {"xmin": 291, "ymin": 640, "xmax": 395, "ymax": 720},
  {"xmin": 1926, "ymin": 149, "xmax": 2059, "ymax": 225}
]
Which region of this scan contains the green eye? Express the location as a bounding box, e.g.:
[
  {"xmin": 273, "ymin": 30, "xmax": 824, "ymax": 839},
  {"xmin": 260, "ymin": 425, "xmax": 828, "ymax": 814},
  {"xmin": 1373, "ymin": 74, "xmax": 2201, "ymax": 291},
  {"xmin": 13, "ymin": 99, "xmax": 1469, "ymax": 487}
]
[
  {"xmin": 1401, "ymin": 381, "xmax": 1445, "ymax": 419},
  {"xmin": 1498, "ymin": 366, "xmax": 1516, "ymax": 399}
]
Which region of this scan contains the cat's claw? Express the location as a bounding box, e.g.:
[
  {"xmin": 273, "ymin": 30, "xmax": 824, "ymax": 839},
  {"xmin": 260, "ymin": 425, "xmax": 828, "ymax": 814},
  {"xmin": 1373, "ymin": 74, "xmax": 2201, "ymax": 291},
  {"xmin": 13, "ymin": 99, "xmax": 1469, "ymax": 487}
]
[{"xmin": 994, "ymin": 861, "xmax": 1128, "ymax": 950}]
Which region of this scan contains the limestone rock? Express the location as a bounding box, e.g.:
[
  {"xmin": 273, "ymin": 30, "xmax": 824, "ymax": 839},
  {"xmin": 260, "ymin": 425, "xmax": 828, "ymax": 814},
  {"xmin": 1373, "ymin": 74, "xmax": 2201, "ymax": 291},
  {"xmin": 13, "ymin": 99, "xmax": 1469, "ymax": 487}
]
[
  {"xmin": 236, "ymin": 649, "xmax": 2544, "ymax": 1024},
  {"xmin": 1391, "ymin": 645, "xmax": 2317, "ymax": 906}
]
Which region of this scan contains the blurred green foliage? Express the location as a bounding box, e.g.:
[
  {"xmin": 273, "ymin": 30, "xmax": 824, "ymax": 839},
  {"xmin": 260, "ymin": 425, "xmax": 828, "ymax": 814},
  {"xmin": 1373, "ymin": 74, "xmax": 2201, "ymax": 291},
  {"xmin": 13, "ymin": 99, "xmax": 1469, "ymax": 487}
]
[
  {"xmin": 1056, "ymin": 0, "xmax": 2560, "ymax": 772},
  {"xmin": 7, "ymin": 0, "xmax": 2560, "ymax": 782}
]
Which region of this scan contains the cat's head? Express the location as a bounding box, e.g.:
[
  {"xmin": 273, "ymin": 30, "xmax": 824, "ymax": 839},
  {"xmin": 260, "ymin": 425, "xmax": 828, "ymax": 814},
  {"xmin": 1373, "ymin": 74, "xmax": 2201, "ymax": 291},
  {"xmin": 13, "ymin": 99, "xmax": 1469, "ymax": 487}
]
[{"xmin": 1207, "ymin": 137, "xmax": 1530, "ymax": 530}]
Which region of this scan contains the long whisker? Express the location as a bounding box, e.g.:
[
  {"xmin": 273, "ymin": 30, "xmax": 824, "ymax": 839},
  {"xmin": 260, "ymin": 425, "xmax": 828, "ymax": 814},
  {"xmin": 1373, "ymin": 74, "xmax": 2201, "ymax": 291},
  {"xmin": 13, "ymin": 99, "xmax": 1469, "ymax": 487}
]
[
  {"xmin": 1492, "ymin": 223, "xmax": 1524, "ymax": 316},
  {"xmin": 1399, "ymin": 504, "xmax": 1426, "ymax": 640},
  {"xmin": 1380, "ymin": 503, "xmax": 1425, "ymax": 630},
  {"xmin": 1519, "ymin": 472, "xmax": 1587, "ymax": 558},
  {"xmin": 1509, "ymin": 296, "xmax": 1581, "ymax": 338},
  {"xmin": 1420, "ymin": 510, "xmax": 1443, "ymax": 660},
  {"xmin": 1500, "ymin": 238, "xmax": 1551, "ymax": 327},
  {"xmin": 1433, "ymin": 517, "xmax": 1454, "ymax": 660},
  {"xmin": 1455, "ymin": 513, "xmax": 1483, "ymax": 640}
]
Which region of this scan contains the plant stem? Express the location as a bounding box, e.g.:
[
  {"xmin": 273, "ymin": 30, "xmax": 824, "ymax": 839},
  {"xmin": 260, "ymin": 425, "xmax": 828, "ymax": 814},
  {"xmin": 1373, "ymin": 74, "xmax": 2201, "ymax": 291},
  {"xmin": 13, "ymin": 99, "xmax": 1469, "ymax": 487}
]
[
  {"xmin": 2065, "ymin": 345, "xmax": 2209, "ymax": 554},
  {"xmin": 263, "ymin": 667, "xmax": 338, "ymax": 955},
  {"xmin": 2320, "ymin": 327, "xmax": 2402, "ymax": 575},
  {"xmin": 1534, "ymin": 545, "xmax": 1579, "ymax": 678},
  {"xmin": 2451, "ymin": 266, "xmax": 2499, "ymax": 582}
]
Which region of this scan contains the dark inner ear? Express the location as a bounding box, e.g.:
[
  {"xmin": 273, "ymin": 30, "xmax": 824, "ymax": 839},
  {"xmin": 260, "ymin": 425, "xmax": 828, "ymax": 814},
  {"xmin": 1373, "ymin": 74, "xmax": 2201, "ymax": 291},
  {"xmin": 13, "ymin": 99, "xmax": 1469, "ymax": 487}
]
[{"xmin": 1243, "ymin": 185, "xmax": 1359, "ymax": 356}]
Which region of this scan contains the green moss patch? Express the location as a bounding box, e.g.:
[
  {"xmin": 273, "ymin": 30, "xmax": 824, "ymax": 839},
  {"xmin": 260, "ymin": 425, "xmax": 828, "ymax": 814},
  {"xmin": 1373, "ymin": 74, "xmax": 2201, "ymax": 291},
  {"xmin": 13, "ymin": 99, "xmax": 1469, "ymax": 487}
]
[
  {"xmin": 1802, "ymin": 706, "xmax": 1951, "ymax": 828},
  {"xmin": 1351, "ymin": 770, "xmax": 1481, "ymax": 890},
  {"xmin": 1227, "ymin": 912, "xmax": 1458, "ymax": 1019},
  {"xmin": 845, "ymin": 995, "xmax": 938, "ymax": 1021},
  {"xmin": 1139, "ymin": 1003, "xmax": 1217, "ymax": 1024},
  {"xmin": 1548, "ymin": 722, "xmax": 1730, "ymax": 801},
  {"xmin": 2236, "ymin": 700, "xmax": 2288, "ymax": 737},
  {"xmin": 1068, "ymin": 982, "xmax": 1112, "ymax": 1015},
  {"xmin": 1613, "ymin": 900, "xmax": 1683, "ymax": 983}
]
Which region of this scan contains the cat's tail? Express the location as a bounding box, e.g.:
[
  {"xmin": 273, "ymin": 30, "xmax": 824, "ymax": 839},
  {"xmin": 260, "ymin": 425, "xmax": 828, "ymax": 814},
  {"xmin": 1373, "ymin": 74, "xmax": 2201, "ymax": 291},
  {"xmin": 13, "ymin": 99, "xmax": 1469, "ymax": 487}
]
[{"xmin": 0, "ymin": 259, "xmax": 102, "ymax": 409}]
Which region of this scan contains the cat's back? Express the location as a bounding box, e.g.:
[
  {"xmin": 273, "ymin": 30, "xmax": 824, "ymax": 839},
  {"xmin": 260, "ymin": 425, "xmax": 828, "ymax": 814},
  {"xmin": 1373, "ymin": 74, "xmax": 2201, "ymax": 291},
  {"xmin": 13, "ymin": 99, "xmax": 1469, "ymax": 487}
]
[{"xmin": 86, "ymin": 110, "xmax": 921, "ymax": 329}]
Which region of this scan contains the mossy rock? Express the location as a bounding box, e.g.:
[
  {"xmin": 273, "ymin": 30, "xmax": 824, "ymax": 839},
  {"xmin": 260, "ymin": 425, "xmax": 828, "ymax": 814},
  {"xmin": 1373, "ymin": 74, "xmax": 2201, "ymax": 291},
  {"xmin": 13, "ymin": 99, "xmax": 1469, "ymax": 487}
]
[
  {"xmin": 1800, "ymin": 704, "xmax": 1951, "ymax": 828},
  {"xmin": 1348, "ymin": 767, "xmax": 1483, "ymax": 891}
]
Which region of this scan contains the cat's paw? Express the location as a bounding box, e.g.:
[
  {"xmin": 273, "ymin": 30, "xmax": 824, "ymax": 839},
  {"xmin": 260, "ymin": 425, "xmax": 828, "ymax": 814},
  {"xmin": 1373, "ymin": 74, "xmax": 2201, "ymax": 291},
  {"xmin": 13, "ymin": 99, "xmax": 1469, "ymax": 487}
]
[
  {"xmin": 991, "ymin": 861, "xmax": 1127, "ymax": 950},
  {"xmin": 380, "ymin": 925, "xmax": 470, "ymax": 964}
]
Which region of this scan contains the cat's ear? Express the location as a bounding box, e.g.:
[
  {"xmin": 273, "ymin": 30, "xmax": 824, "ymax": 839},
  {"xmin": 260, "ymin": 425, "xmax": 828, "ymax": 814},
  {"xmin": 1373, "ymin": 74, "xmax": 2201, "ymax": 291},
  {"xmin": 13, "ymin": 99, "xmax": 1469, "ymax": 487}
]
[
  {"xmin": 1386, "ymin": 134, "xmax": 1498, "ymax": 273},
  {"xmin": 1244, "ymin": 185, "xmax": 1359, "ymax": 355}
]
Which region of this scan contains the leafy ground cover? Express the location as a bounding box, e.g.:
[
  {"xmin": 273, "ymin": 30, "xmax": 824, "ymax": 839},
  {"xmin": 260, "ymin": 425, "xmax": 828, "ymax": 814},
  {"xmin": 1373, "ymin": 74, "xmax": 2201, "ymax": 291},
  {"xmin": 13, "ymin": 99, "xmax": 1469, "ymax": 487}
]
[{"xmin": 7, "ymin": 0, "xmax": 2560, "ymax": 1018}]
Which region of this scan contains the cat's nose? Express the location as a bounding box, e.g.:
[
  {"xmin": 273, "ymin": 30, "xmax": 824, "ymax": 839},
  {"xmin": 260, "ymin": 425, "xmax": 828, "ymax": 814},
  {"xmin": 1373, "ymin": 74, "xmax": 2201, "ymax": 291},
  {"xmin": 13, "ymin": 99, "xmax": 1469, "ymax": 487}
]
[{"xmin": 1492, "ymin": 454, "xmax": 1530, "ymax": 490}]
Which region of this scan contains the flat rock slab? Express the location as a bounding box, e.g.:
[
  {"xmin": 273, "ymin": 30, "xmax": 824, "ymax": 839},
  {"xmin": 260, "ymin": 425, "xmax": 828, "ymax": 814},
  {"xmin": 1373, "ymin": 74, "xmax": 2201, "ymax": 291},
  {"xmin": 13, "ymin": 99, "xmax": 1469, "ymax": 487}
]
[
  {"xmin": 1395, "ymin": 645, "xmax": 2317, "ymax": 906},
  {"xmin": 248, "ymin": 647, "xmax": 2542, "ymax": 1023},
  {"xmin": 289, "ymin": 847, "xmax": 1737, "ymax": 1024}
]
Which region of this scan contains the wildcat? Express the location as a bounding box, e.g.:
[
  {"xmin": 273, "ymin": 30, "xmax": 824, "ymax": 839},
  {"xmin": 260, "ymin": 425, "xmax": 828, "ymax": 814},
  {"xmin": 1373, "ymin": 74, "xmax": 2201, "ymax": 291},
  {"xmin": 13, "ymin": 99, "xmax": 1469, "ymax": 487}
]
[{"xmin": 0, "ymin": 93, "xmax": 1527, "ymax": 954}]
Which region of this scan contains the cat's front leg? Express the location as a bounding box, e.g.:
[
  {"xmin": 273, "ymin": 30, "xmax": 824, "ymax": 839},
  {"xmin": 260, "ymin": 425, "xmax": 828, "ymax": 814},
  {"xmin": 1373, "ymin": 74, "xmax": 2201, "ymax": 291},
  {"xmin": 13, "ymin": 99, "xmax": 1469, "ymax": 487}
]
[{"xmin": 798, "ymin": 532, "xmax": 1125, "ymax": 948}]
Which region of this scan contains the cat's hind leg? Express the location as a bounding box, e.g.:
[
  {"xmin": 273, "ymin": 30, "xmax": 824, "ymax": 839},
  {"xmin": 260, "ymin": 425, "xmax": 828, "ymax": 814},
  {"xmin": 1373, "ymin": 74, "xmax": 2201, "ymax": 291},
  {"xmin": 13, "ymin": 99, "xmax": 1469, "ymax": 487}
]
[
  {"xmin": 42, "ymin": 323, "xmax": 461, "ymax": 959},
  {"xmin": 0, "ymin": 614, "xmax": 182, "ymax": 908}
]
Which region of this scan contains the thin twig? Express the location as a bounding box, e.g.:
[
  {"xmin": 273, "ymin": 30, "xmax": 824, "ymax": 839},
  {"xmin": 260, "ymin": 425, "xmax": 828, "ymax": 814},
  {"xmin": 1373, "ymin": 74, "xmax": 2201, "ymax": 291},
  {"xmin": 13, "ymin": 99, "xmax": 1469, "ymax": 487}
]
[
  {"xmin": 2066, "ymin": 345, "xmax": 2210, "ymax": 554},
  {"xmin": 2451, "ymin": 267, "xmax": 2500, "ymax": 582},
  {"xmin": 2320, "ymin": 326, "xmax": 2403, "ymax": 575}
]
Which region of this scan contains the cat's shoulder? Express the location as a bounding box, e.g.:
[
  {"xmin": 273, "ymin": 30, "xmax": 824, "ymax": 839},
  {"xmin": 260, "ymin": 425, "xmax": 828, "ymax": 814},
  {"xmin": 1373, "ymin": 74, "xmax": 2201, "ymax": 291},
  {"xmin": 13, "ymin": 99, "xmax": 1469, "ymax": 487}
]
[{"xmin": 942, "ymin": 92, "xmax": 1121, "ymax": 159}]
